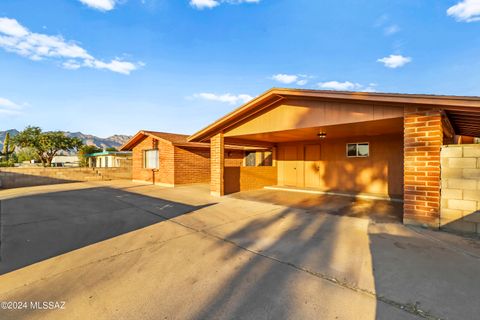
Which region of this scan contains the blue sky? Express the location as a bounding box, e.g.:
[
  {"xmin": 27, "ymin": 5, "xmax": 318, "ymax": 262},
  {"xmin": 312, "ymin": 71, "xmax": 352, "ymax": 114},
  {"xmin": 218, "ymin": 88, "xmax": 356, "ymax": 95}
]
[{"xmin": 0, "ymin": 0, "xmax": 480, "ymax": 137}]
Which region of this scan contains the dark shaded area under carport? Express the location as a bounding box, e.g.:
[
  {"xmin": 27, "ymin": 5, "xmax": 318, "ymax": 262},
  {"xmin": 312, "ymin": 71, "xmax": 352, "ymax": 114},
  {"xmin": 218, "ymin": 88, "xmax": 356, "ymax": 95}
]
[{"xmin": 0, "ymin": 186, "xmax": 214, "ymax": 274}]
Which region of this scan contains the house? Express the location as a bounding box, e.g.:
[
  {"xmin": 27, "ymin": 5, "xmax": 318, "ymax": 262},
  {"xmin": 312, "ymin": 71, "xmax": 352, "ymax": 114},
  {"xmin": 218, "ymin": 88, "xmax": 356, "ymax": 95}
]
[
  {"xmin": 188, "ymin": 88, "xmax": 480, "ymax": 231},
  {"xmin": 86, "ymin": 151, "xmax": 132, "ymax": 168},
  {"xmin": 51, "ymin": 154, "xmax": 80, "ymax": 167},
  {"xmin": 120, "ymin": 131, "xmax": 251, "ymax": 186}
]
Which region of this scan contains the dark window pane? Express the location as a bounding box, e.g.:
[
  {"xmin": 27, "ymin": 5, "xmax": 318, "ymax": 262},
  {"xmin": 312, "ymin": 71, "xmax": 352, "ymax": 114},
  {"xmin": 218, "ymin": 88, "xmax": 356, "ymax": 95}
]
[{"xmin": 347, "ymin": 144, "xmax": 357, "ymax": 157}]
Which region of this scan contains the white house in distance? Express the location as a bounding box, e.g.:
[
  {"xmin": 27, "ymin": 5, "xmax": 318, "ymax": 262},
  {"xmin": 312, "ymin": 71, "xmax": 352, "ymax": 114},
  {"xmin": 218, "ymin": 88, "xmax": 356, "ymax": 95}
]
[{"xmin": 86, "ymin": 150, "xmax": 132, "ymax": 168}]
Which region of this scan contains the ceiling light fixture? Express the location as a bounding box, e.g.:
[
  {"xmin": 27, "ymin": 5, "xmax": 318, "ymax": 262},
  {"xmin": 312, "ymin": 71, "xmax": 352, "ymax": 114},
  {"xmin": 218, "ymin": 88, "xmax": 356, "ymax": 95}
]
[{"xmin": 317, "ymin": 132, "xmax": 327, "ymax": 139}]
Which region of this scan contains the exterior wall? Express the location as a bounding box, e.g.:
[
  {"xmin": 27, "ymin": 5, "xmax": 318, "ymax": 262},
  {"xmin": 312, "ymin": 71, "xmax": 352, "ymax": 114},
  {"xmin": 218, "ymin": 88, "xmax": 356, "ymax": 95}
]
[
  {"xmin": 131, "ymin": 136, "xmax": 175, "ymax": 185},
  {"xmin": 440, "ymin": 144, "xmax": 480, "ymax": 234},
  {"xmin": 225, "ymin": 166, "xmax": 277, "ymax": 194},
  {"xmin": 210, "ymin": 133, "xmax": 224, "ymax": 196},
  {"xmin": 225, "ymin": 150, "xmax": 245, "ymax": 167},
  {"xmin": 225, "ymin": 98, "xmax": 404, "ymax": 137},
  {"xmin": 174, "ymin": 147, "xmax": 210, "ymax": 184},
  {"xmin": 276, "ymin": 133, "xmax": 403, "ymax": 198},
  {"xmin": 403, "ymin": 109, "xmax": 444, "ymax": 228},
  {"xmin": 0, "ymin": 167, "xmax": 131, "ymax": 189}
]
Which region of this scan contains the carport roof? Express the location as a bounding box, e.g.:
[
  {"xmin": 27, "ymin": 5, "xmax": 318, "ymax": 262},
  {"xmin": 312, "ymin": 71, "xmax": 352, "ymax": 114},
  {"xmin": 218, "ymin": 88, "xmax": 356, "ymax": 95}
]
[{"xmin": 188, "ymin": 88, "xmax": 480, "ymax": 142}]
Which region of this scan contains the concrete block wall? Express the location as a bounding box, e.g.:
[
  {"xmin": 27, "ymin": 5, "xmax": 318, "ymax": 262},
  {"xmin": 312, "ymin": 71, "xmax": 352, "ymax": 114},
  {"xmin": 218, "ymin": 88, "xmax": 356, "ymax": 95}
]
[
  {"xmin": 440, "ymin": 144, "xmax": 480, "ymax": 234},
  {"xmin": 0, "ymin": 167, "xmax": 131, "ymax": 189}
]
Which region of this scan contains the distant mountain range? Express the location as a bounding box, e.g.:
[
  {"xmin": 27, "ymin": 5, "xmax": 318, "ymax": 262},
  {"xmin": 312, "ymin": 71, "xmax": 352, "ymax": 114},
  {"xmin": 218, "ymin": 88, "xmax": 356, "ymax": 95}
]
[{"xmin": 0, "ymin": 129, "xmax": 131, "ymax": 150}]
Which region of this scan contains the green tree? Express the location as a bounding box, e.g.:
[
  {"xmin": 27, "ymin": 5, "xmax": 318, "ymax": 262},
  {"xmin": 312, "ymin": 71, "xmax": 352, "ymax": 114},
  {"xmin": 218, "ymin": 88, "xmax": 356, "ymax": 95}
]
[
  {"xmin": 105, "ymin": 147, "xmax": 118, "ymax": 152},
  {"xmin": 16, "ymin": 147, "xmax": 40, "ymax": 163},
  {"xmin": 78, "ymin": 145, "xmax": 102, "ymax": 167},
  {"xmin": 0, "ymin": 132, "xmax": 15, "ymax": 161},
  {"xmin": 13, "ymin": 126, "xmax": 83, "ymax": 167}
]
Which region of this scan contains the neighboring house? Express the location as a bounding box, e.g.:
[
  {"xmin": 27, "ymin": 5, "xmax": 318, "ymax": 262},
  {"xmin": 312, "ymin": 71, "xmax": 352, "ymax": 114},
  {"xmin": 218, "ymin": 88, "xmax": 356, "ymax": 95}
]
[
  {"xmin": 52, "ymin": 155, "xmax": 80, "ymax": 167},
  {"xmin": 87, "ymin": 151, "xmax": 132, "ymax": 168},
  {"xmin": 120, "ymin": 131, "xmax": 248, "ymax": 186},
  {"xmin": 188, "ymin": 88, "xmax": 480, "ymax": 231}
]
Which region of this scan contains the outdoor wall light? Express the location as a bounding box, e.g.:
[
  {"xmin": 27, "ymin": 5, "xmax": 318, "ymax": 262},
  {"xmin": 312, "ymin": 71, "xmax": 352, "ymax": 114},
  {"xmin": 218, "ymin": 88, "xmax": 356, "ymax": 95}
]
[{"xmin": 317, "ymin": 132, "xmax": 327, "ymax": 139}]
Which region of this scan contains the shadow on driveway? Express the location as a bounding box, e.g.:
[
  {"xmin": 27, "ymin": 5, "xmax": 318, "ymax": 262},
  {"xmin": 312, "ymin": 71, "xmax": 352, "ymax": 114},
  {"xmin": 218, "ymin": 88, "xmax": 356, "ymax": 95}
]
[{"xmin": 0, "ymin": 185, "xmax": 215, "ymax": 275}]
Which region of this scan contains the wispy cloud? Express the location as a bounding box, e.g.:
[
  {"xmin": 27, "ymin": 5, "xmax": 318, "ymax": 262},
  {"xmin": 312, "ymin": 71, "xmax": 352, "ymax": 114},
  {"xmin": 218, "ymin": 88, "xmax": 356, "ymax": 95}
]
[
  {"xmin": 384, "ymin": 24, "xmax": 400, "ymax": 36},
  {"xmin": 0, "ymin": 97, "xmax": 24, "ymax": 115},
  {"xmin": 270, "ymin": 74, "xmax": 311, "ymax": 86},
  {"xmin": 192, "ymin": 93, "xmax": 253, "ymax": 104},
  {"xmin": 447, "ymin": 0, "xmax": 480, "ymax": 22},
  {"xmin": 79, "ymin": 0, "xmax": 118, "ymax": 11},
  {"xmin": 374, "ymin": 14, "xmax": 401, "ymax": 36},
  {"xmin": 190, "ymin": 0, "xmax": 260, "ymax": 10},
  {"xmin": 317, "ymin": 81, "xmax": 377, "ymax": 92},
  {"xmin": 0, "ymin": 17, "xmax": 142, "ymax": 74},
  {"xmin": 377, "ymin": 54, "xmax": 411, "ymax": 68}
]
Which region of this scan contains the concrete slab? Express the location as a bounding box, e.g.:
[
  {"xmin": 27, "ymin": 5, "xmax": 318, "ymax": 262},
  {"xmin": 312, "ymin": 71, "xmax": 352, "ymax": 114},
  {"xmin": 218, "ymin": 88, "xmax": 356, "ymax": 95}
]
[{"xmin": 0, "ymin": 181, "xmax": 479, "ymax": 319}]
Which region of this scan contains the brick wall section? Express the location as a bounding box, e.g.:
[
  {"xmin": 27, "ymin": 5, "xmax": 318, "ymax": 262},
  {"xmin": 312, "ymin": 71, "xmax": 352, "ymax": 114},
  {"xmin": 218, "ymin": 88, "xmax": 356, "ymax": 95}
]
[
  {"xmin": 225, "ymin": 150, "xmax": 245, "ymax": 167},
  {"xmin": 403, "ymin": 108, "xmax": 443, "ymax": 227},
  {"xmin": 174, "ymin": 147, "xmax": 210, "ymax": 184},
  {"xmin": 132, "ymin": 136, "xmax": 174, "ymax": 185},
  {"xmin": 210, "ymin": 133, "xmax": 224, "ymax": 196},
  {"xmin": 224, "ymin": 166, "xmax": 277, "ymax": 194},
  {"xmin": 440, "ymin": 144, "xmax": 480, "ymax": 234}
]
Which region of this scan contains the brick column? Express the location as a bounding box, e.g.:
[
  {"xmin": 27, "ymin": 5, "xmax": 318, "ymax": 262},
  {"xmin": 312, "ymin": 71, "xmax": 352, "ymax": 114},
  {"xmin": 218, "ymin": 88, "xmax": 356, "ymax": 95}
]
[
  {"xmin": 210, "ymin": 133, "xmax": 225, "ymax": 196},
  {"xmin": 403, "ymin": 108, "xmax": 443, "ymax": 228}
]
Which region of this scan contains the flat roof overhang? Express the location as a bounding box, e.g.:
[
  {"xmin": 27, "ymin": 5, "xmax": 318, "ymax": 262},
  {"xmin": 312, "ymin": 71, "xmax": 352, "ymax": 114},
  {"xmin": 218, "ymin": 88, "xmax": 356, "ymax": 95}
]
[{"xmin": 188, "ymin": 88, "xmax": 480, "ymax": 143}]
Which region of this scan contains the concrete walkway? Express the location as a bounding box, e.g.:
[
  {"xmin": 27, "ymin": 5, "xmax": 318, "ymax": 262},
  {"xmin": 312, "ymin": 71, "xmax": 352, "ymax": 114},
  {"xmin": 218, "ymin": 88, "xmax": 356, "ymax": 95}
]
[{"xmin": 0, "ymin": 181, "xmax": 479, "ymax": 320}]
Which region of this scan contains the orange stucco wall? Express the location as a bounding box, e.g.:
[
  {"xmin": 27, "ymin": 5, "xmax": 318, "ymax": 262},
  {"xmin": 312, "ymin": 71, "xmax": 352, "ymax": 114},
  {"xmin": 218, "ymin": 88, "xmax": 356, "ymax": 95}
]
[{"xmin": 276, "ymin": 133, "xmax": 404, "ymax": 198}]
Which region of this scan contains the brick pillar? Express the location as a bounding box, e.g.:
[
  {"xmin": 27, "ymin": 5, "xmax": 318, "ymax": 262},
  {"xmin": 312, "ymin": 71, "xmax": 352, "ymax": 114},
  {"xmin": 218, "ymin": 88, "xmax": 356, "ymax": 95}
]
[
  {"xmin": 210, "ymin": 133, "xmax": 224, "ymax": 196},
  {"xmin": 403, "ymin": 108, "xmax": 443, "ymax": 228}
]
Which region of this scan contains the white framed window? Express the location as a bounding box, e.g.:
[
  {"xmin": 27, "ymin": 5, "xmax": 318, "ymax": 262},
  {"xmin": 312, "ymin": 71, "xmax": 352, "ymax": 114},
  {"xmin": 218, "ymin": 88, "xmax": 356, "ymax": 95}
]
[
  {"xmin": 346, "ymin": 143, "xmax": 369, "ymax": 158},
  {"xmin": 144, "ymin": 149, "xmax": 159, "ymax": 169}
]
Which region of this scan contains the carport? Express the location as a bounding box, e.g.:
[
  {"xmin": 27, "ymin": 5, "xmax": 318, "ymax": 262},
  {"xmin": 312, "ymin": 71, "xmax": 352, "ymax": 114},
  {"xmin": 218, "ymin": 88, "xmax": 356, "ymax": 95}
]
[{"xmin": 188, "ymin": 88, "xmax": 480, "ymax": 228}]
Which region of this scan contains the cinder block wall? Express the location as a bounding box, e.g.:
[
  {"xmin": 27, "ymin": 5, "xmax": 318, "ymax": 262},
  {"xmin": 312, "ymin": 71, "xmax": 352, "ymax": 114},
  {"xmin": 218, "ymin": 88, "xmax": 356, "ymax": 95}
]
[
  {"xmin": 0, "ymin": 167, "xmax": 131, "ymax": 189},
  {"xmin": 441, "ymin": 144, "xmax": 480, "ymax": 234}
]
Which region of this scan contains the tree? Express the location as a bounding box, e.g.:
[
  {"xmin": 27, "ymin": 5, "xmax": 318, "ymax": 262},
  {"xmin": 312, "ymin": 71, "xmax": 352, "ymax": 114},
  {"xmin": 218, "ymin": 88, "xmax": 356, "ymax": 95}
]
[
  {"xmin": 78, "ymin": 145, "xmax": 102, "ymax": 167},
  {"xmin": 13, "ymin": 126, "xmax": 83, "ymax": 167},
  {"xmin": 105, "ymin": 147, "xmax": 118, "ymax": 152},
  {"xmin": 16, "ymin": 147, "xmax": 40, "ymax": 163},
  {"xmin": 0, "ymin": 132, "xmax": 15, "ymax": 161}
]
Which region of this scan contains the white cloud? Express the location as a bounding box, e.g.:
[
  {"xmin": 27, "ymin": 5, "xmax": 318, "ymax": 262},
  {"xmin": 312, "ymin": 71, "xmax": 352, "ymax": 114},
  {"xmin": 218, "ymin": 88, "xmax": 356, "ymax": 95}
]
[
  {"xmin": 0, "ymin": 17, "xmax": 142, "ymax": 74},
  {"xmin": 192, "ymin": 93, "xmax": 253, "ymax": 104},
  {"xmin": 190, "ymin": 0, "xmax": 260, "ymax": 10},
  {"xmin": 447, "ymin": 0, "xmax": 480, "ymax": 22},
  {"xmin": 377, "ymin": 54, "xmax": 411, "ymax": 68},
  {"xmin": 374, "ymin": 14, "xmax": 401, "ymax": 36},
  {"xmin": 318, "ymin": 81, "xmax": 361, "ymax": 91},
  {"xmin": 0, "ymin": 97, "xmax": 23, "ymax": 115},
  {"xmin": 317, "ymin": 81, "xmax": 377, "ymax": 92},
  {"xmin": 79, "ymin": 0, "xmax": 118, "ymax": 11},
  {"xmin": 271, "ymin": 73, "xmax": 311, "ymax": 86}
]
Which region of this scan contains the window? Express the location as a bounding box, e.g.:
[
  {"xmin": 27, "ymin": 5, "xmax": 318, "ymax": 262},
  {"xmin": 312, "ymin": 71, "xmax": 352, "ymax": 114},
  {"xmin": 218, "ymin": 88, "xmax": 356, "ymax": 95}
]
[
  {"xmin": 245, "ymin": 151, "xmax": 256, "ymax": 167},
  {"xmin": 144, "ymin": 149, "xmax": 159, "ymax": 169},
  {"xmin": 346, "ymin": 143, "xmax": 369, "ymax": 157},
  {"xmin": 244, "ymin": 151, "xmax": 273, "ymax": 167},
  {"xmin": 105, "ymin": 156, "xmax": 109, "ymax": 168}
]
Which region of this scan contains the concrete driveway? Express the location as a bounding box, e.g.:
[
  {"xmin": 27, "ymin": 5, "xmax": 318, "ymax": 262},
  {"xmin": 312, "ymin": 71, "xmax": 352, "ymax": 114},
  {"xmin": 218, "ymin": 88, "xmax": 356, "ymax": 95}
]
[{"xmin": 0, "ymin": 181, "xmax": 479, "ymax": 320}]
